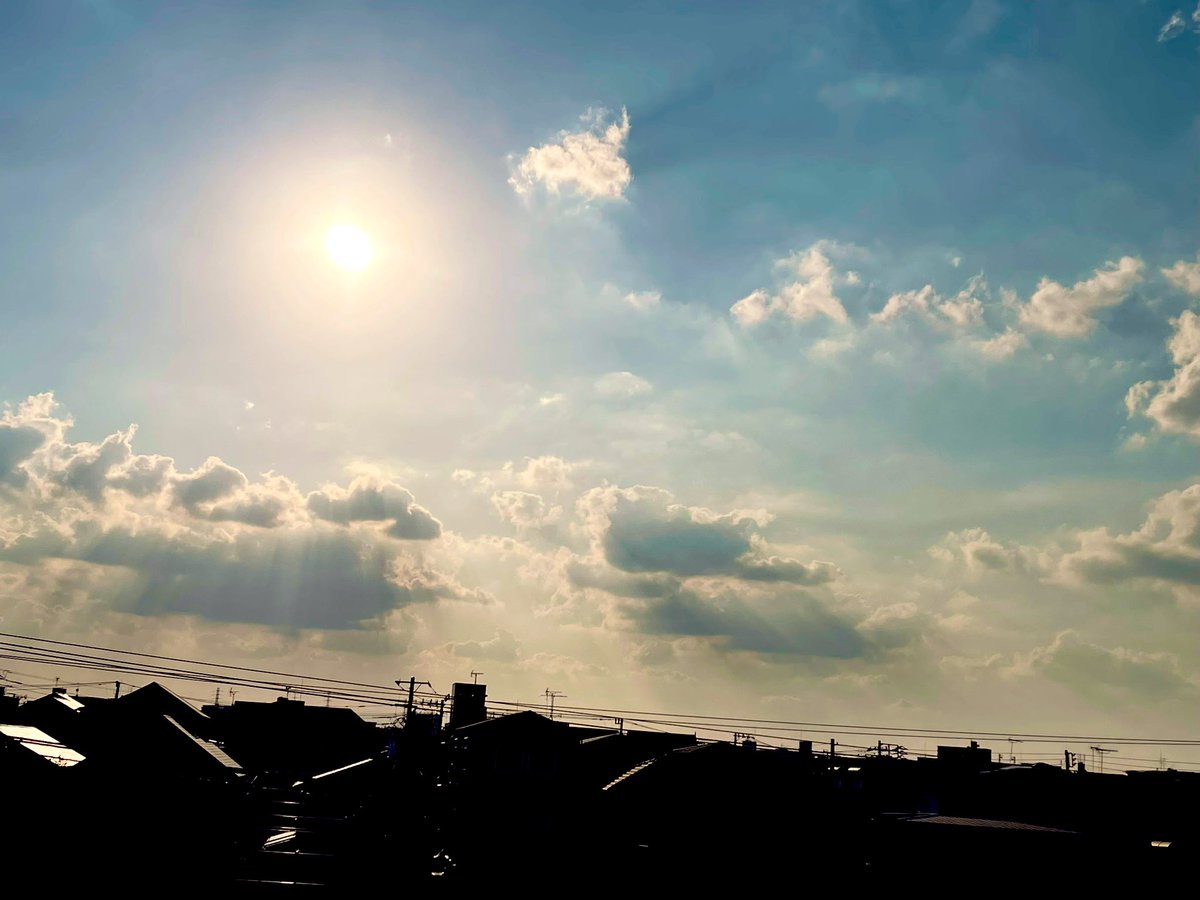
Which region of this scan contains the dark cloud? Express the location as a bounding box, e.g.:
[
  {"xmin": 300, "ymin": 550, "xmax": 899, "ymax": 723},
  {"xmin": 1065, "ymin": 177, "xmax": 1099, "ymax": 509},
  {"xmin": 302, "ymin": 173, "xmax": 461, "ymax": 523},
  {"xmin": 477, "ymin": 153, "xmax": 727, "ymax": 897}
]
[
  {"xmin": 624, "ymin": 584, "xmax": 868, "ymax": 658},
  {"xmin": 592, "ymin": 487, "xmax": 840, "ymax": 585},
  {"xmin": 0, "ymin": 423, "xmax": 44, "ymax": 487},
  {"xmin": 173, "ymin": 457, "xmax": 247, "ymax": 509},
  {"xmin": 57, "ymin": 429, "xmax": 135, "ymax": 501},
  {"xmin": 0, "ymin": 521, "xmax": 468, "ymax": 629},
  {"xmin": 1060, "ymin": 484, "xmax": 1200, "ymax": 588},
  {"xmin": 1029, "ymin": 632, "xmax": 1195, "ymax": 703},
  {"xmin": 566, "ymin": 559, "xmax": 681, "ymax": 599},
  {"xmin": 308, "ymin": 478, "xmax": 441, "ymax": 540},
  {"xmin": 108, "ymin": 454, "xmax": 174, "ymax": 497}
]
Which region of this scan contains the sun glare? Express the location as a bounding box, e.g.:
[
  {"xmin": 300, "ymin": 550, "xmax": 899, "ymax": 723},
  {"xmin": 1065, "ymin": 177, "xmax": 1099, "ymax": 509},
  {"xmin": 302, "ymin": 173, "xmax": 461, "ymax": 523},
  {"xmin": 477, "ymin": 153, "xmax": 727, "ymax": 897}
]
[{"xmin": 324, "ymin": 224, "xmax": 373, "ymax": 271}]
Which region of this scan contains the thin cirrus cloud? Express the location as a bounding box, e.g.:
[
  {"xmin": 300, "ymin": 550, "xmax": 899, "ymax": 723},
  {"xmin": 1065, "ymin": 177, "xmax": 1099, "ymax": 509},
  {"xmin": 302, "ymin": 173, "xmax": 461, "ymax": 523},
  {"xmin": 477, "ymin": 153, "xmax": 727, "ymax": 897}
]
[
  {"xmin": 508, "ymin": 107, "xmax": 632, "ymax": 202},
  {"xmin": 1157, "ymin": 4, "xmax": 1200, "ymax": 42}
]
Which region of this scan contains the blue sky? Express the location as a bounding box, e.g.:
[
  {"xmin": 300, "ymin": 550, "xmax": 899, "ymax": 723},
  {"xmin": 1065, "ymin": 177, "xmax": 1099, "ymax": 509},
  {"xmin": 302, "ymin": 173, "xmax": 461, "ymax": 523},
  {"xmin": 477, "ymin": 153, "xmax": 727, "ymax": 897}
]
[{"xmin": 3, "ymin": 1, "xmax": 1200, "ymax": 757}]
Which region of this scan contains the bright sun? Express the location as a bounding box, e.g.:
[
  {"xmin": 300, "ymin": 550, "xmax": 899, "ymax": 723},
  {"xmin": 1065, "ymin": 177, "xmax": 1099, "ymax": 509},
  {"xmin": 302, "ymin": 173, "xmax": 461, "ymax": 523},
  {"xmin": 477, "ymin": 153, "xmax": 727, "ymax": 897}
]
[{"xmin": 324, "ymin": 224, "xmax": 373, "ymax": 271}]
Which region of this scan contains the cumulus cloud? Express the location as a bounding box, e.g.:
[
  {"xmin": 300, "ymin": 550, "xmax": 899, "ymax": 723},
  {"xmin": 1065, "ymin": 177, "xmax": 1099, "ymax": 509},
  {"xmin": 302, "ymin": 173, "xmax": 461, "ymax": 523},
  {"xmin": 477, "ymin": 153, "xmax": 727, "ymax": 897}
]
[
  {"xmin": 595, "ymin": 371, "xmax": 652, "ymax": 398},
  {"xmin": 173, "ymin": 456, "xmax": 247, "ymax": 508},
  {"xmin": 971, "ymin": 327, "xmax": 1028, "ymax": 361},
  {"xmin": 454, "ymin": 455, "xmax": 580, "ymax": 495},
  {"xmin": 1016, "ymin": 256, "xmax": 1143, "ymax": 337},
  {"xmin": 1018, "ymin": 631, "xmax": 1196, "ymax": 703},
  {"xmin": 307, "ymin": 476, "xmax": 442, "ymax": 539},
  {"xmin": 731, "ymin": 241, "xmax": 859, "ymax": 327},
  {"xmin": 508, "ymin": 107, "xmax": 632, "ymax": 201},
  {"xmin": 0, "ymin": 519, "xmax": 476, "ymax": 629},
  {"xmin": 871, "ymin": 276, "xmax": 986, "ymax": 330},
  {"xmin": 0, "ymin": 423, "xmax": 45, "ymax": 488},
  {"xmin": 491, "ymin": 490, "xmax": 562, "ymax": 533},
  {"xmin": 0, "ymin": 393, "xmax": 470, "ymax": 629},
  {"xmin": 1126, "ymin": 310, "xmax": 1200, "ymax": 439},
  {"xmin": 624, "ymin": 582, "xmax": 868, "ymax": 657},
  {"xmin": 1058, "ymin": 482, "xmax": 1200, "ymax": 588},
  {"xmin": 1162, "ymin": 254, "xmax": 1200, "ymax": 296},
  {"xmin": 929, "ymin": 528, "xmax": 1044, "ymax": 575},
  {"xmin": 578, "ymin": 485, "xmax": 840, "ymax": 585}
]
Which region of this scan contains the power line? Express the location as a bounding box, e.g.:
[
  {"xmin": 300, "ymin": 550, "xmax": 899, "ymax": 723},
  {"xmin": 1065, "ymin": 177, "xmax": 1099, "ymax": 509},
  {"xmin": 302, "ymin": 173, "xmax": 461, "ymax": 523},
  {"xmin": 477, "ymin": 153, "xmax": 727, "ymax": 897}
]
[{"xmin": 3, "ymin": 630, "xmax": 1199, "ymax": 756}]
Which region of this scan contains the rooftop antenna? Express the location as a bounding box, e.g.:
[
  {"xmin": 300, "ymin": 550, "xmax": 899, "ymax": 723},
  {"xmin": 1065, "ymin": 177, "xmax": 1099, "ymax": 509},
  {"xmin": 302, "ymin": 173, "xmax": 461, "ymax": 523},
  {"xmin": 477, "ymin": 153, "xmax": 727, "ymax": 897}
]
[
  {"xmin": 470, "ymin": 670, "xmax": 484, "ymax": 684},
  {"xmin": 1090, "ymin": 746, "xmax": 1115, "ymax": 774},
  {"xmin": 1006, "ymin": 737, "xmax": 1024, "ymax": 764},
  {"xmin": 544, "ymin": 689, "xmax": 566, "ymax": 721}
]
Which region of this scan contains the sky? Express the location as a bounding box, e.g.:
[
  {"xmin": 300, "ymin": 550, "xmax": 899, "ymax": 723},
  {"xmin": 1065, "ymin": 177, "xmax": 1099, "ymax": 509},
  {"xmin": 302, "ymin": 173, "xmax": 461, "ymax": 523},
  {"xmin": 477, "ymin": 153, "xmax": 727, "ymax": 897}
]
[{"xmin": 3, "ymin": 1, "xmax": 1200, "ymax": 761}]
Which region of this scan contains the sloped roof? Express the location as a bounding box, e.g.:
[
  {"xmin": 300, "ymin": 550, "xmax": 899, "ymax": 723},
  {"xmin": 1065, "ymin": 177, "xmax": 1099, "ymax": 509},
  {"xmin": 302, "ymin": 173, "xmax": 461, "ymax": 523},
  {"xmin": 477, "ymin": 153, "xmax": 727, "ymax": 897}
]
[
  {"xmin": 162, "ymin": 715, "xmax": 241, "ymax": 771},
  {"xmin": 905, "ymin": 815, "xmax": 1076, "ymax": 834},
  {"xmin": 454, "ymin": 709, "xmax": 563, "ymax": 734},
  {"xmin": 114, "ymin": 682, "xmax": 211, "ymax": 735},
  {"xmin": 0, "ymin": 723, "xmax": 85, "ymax": 767}
]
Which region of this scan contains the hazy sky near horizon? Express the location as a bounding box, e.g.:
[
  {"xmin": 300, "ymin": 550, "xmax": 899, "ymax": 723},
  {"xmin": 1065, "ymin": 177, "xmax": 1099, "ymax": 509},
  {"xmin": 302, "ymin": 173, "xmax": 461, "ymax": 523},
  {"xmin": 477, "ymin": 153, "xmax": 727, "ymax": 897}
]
[{"xmin": 3, "ymin": 1, "xmax": 1200, "ymax": 750}]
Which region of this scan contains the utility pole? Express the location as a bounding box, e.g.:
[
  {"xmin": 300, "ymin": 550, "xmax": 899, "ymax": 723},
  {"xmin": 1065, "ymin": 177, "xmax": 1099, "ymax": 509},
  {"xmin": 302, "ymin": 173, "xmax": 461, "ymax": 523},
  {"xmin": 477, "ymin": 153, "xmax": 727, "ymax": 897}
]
[
  {"xmin": 113, "ymin": 681, "xmax": 121, "ymax": 699},
  {"xmin": 470, "ymin": 670, "xmax": 484, "ymax": 684},
  {"xmin": 215, "ymin": 687, "xmax": 221, "ymax": 707},
  {"xmin": 395, "ymin": 677, "xmax": 433, "ymax": 728},
  {"xmin": 544, "ymin": 689, "xmax": 565, "ymax": 720}
]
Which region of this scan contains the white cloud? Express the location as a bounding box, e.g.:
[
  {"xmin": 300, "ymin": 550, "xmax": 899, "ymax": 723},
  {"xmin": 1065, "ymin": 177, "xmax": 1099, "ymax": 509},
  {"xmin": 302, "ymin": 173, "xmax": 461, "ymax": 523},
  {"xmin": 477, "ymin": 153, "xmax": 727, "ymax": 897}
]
[
  {"xmin": 971, "ymin": 327, "xmax": 1028, "ymax": 361},
  {"xmin": 1159, "ymin": 11, "xmax": 1187, "ymax": 42},
  {"xmin": 731, "ymin": 241, "xmax": 857, "ymax": 327},
  {"xmin": 1162, "ymin": 255, "xmax": 1200, "ymax": 296},
  {"xmin": 1016, "ymin": 256, "xmax": 1143, "ymax": 337},
  {"xmin": 508, "ymin": 107, "xmax": 632, "ymax": 201},
  {"xmin": 1156, "ymin": 6, "xmax": 1200, "ymax": 43},
  {"xmin": 624, "ymin": 290, "xmax": 661, "ymax": 311},
  {"xmin": 729, "ymin": 289, "xmax": 775, "ymax": 326},
  {"xmin": 595, "ymin": 371, "xmax": 652, "ymax": 398},
  {"xmin": 453, "ymin": 456, "xmax": 580, "ymax": 495},
  {"xmin": 871, "ymin": 275, "xmax": 986, "ymax": 330},
  {"xmin": 1126, "ymin": 310, "xmax": 1200, "ymax": 439},
  {"xmin": 491, "ymin": 490, "xmax": 562, "ymax": 533}
]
